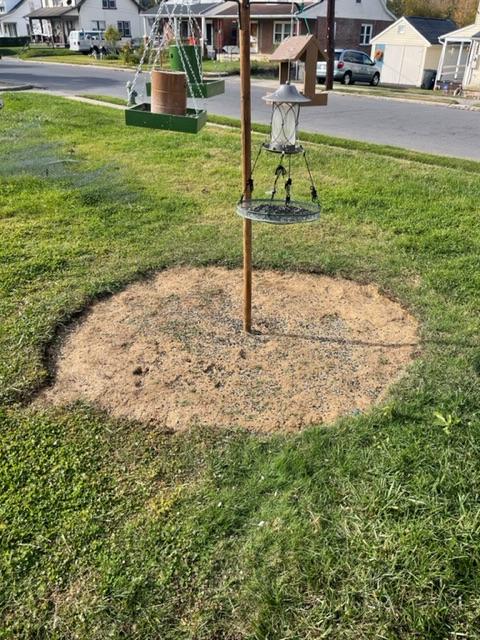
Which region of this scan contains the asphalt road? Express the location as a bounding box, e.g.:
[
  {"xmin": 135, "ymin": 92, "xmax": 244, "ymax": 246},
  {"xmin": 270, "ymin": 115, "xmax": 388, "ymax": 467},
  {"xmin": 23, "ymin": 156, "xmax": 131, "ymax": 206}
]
[{"xmin": 2, "ymin": 57, "xmax": 480, "ymax": 160}]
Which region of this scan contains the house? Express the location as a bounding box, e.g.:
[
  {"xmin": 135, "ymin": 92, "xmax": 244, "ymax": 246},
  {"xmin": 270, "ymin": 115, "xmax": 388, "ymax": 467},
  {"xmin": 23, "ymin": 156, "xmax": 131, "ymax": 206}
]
[
  {"xmin": 436, "ymin": 1, "xmax": 480, "ymax": 92},
  {"xmin": 0, "ymin": 0, "xmax": 40, "ymax": 37},
  {"xmin": 299, "ymin": 0, "xmax": 395, "ymax": 53},
  {"xmin": 190, "ymin": 1, "xmax": 319, "ymax": 56},
  {"xmin": 208, "ymin": 0, "xmax": 395, "ymax": 56},
  {"xmin": 9, "ymin": 0, "xmax": 144, "ymax": 45},
  {"xmin": 370, "ymin": 15, "xmax": 457, "ymax": 87},
  {"xmin": 142, "ymin": 0, "xmax": 394, "ymax": 57}
]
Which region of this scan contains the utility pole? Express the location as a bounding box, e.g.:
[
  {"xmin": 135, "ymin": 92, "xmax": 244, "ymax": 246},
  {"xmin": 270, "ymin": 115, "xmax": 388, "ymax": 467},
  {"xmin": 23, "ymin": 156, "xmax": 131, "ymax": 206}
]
[
  {"xmin": 239, "ymin": 0, "xmax": 252, "ymax": 333},
  {"xmin": 325, "ymin": 0, "xmax": 335, "ymax": 91}
]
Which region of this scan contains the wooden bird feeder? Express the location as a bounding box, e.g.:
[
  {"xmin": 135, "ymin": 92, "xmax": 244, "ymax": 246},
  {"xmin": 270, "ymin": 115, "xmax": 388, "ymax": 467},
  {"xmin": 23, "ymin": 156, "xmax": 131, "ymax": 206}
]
[{"xmin": 270, "ymin": 35, "xmax": 328, "ymax": 107}]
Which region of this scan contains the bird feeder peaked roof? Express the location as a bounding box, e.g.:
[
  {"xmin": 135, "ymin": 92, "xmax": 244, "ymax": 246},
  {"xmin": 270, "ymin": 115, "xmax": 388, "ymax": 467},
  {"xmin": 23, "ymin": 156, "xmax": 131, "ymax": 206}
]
[{"xmin": 270, "ymin": 35, "xmax": 326, "ymax": 63}]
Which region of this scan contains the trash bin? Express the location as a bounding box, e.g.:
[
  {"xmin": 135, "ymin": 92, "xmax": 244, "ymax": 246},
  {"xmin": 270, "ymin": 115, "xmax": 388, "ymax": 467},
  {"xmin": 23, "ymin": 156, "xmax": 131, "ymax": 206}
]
[{"xmin": 421, "ymin": 69, "xmax": 437, "ymax": 90}]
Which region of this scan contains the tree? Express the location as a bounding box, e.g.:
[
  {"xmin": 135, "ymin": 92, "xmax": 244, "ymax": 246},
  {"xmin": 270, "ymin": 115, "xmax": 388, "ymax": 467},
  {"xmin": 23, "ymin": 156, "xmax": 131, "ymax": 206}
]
[
  {"xmin": 104, "ymin": 25, "xmax": 121, "ymax": 50},
  {"xmin": 387, "ymin": 0, "xmax": 478, "ymax": 25}
]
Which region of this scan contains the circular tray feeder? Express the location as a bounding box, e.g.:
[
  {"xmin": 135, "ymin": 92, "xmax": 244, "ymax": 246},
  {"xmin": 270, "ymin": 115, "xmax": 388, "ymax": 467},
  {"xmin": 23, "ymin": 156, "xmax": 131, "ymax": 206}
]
[{"xmin": 236, "ymin": 199, "xmax": 320, "ymax": 225}]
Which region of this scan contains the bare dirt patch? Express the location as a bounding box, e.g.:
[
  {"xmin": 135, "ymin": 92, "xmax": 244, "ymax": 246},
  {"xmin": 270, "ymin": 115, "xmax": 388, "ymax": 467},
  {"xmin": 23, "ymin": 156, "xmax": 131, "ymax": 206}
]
[{"xmin": 38, "ymin": 267, "xmax": 419, "ymax": 433}]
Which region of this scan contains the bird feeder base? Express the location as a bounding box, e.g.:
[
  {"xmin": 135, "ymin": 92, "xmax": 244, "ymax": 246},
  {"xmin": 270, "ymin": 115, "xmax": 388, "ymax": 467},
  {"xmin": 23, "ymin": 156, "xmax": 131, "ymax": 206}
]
[
  {"xmin": 125, "ymin": 103, "xmax": 207, "ymax": 133},
  {"xmin": 146, "ymin": 79, "xmax": 225, "ymax": 99},
  {"xmin": 236, "ymin": 199, "xmax": 320, "ymax": 225},
  {"xmin": 189, "ymin": 78, "xmax": 225, "ymax": 98}
]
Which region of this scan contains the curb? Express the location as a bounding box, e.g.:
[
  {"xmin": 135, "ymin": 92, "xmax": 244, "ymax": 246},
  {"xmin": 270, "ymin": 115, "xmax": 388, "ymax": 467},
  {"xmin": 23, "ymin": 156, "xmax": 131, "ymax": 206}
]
[
  {"xmin": 333, "ymin": 90, "xmax": 480, "ymax": 112},
  {"xmin": 0, "ymin": 83, "xmax": 33, "ymax": 91}
]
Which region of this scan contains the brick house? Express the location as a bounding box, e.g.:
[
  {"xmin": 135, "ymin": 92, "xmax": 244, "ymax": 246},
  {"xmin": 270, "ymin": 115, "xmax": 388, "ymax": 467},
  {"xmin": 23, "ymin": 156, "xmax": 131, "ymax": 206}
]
[
  {"xmin": 205, "ymin": 0, "xmax": 395, "ymax": 55},
  {"xmin": 140, "ymin": 0, "xmax": 395, "ymax": 57},
  {"xmin": 206, "ymin": 1, "xmax": 318, "ymax": 55}
]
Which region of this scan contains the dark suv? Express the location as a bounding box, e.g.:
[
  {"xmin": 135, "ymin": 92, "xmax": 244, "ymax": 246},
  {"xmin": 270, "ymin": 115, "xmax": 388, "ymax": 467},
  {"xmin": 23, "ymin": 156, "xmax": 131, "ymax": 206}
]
[{"xmin": 317, "ymin": 49, "xmax": 380, "ymax": 86}]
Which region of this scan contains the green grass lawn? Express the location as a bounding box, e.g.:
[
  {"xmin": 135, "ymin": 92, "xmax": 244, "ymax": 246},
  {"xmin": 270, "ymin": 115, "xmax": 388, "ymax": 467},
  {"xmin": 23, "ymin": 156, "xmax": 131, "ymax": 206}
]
[
  {"xmin": 19, "ymin": 47, "xmax": 85, "ymax": 59},
  {"xmin": 1, "ymin": 92, "xmax": 480, "ymax": 639},
  {"xmin": 77, "ymin": 93, "xmax": 127, "ymax": 106},
  {"xmin": 14, "ymin": 47, "xmax": 277, "ymax": 75}
]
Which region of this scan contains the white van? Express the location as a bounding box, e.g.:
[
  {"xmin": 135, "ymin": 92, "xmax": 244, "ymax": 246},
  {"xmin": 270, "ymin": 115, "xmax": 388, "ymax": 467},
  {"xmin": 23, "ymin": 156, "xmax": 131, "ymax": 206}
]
[{"xmin": 68, "ymin": 30, "xmax": 106, "ymax": 53}]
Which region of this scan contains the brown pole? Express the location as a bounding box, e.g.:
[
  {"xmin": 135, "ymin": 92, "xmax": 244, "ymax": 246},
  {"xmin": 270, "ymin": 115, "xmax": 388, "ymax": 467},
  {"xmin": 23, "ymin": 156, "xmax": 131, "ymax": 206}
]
[
  {"xmin": 239, "ymin": 0, "xmax": 252, "ymax": 333},
  {"xmin": 325, "ymin": 0, "xmax": 335, "ymax": 91}
]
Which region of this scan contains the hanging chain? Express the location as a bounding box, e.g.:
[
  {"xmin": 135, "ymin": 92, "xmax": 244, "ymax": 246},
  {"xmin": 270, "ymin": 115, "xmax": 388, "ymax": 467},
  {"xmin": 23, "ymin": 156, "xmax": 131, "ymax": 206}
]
[
  {"xmin": 239, "ymin": 143, "xmax": 263, "ymax": 203},
  {"xmin": 303, "ymin": 150, "xmax": 319, "ymax": 203},
  {"xmin": 127, "ymin": 0, "xmax": 168, "ymax": 104},
  {"xmin": 271, "ymin": 153, "xmax": 286, "ymax": 201},
  {"xmin": 284, "ymin": 154, "xmax": 292, "ymax": 203}
]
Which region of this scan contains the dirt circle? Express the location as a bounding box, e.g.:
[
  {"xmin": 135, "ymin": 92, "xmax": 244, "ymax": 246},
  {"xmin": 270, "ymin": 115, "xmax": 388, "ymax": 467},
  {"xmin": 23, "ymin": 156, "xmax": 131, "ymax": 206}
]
[{"xmin": 39, "ymin": 267, "xmax": 419, "ymax": 433}]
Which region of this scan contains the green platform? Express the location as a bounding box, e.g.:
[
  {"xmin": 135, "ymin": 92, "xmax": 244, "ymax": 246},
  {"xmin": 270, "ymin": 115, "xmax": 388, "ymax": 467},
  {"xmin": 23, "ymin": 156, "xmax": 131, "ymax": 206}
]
[
  {"xmin": 125, "ymin": 104, "xmax": 207, "ymax": 133},
  {"xmin": 188, "ymin": 79, "xmax": 225, "ymax": 98},
  {"xmin": 146, "ymin": 78, "xmax": 225, "ymax": 99}
]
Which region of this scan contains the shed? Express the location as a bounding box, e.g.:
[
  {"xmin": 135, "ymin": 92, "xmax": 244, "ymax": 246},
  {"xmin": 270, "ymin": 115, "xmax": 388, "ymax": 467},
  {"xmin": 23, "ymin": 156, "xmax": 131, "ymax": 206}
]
[{"xmin": 370, "ymin": 15, "xmax": 457, "ymax": 87}]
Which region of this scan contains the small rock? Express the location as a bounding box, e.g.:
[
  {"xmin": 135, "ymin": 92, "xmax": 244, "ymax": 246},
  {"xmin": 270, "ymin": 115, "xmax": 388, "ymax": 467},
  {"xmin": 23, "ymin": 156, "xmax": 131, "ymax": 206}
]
[
  {"xmin": 132, "ymin": 366, "xmax": 143, "ymax": 376},
  {"xmin": 238, "ymin": 348, "xmax": 247, "ymax": 359}
]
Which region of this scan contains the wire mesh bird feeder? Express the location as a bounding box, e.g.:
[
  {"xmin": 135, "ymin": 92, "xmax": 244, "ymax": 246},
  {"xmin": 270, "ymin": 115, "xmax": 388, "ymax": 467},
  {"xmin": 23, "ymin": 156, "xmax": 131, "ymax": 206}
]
[{"xmin": 237, "ymin": 83, "xmax": 320, "ymax": 225}]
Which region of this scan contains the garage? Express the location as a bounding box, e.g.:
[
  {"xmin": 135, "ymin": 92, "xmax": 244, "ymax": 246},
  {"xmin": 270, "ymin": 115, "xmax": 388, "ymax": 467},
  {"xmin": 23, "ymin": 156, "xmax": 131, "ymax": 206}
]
[{"xmin": 370, "ymin": 16, "xmax": 457, "ymax": 87}]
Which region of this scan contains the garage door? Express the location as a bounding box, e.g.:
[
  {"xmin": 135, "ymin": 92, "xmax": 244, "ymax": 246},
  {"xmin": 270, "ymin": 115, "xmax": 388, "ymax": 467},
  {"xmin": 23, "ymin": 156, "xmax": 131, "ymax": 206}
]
[{"xmin": 381, "ymin": 45, "xmax": 424, "ymax": 86}]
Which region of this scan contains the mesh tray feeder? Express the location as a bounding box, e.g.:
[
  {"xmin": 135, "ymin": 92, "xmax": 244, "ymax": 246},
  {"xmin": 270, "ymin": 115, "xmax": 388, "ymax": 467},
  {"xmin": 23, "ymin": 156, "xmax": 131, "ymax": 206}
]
[
  {"xmin": 238, "ymin": 84, "xmax": 321, "ymax": 226},
  {"xmin": 237, "ymin": 199, "xmax": 320, "ymax": 225}
]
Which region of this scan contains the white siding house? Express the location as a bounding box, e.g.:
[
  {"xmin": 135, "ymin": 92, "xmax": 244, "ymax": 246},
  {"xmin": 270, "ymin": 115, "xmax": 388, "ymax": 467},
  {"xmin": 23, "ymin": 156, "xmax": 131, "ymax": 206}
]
[
  {"xmin": 21, "ymin": 0, "xmax": 142, "ymax": 44},
  {"xmin": 370, "ymin": 16, "xmax": 457, "ymax": 87},
  {"xmin": 72, "ymin": 0, "xmax": 142, "ymax": 37},
  {"xmin": 0, "ymin": 0, "xmax": 40, "ymax": 37}
]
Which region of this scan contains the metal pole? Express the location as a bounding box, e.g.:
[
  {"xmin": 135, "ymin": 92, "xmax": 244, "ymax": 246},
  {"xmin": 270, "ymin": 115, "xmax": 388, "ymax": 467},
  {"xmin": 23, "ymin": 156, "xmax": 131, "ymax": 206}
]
[
  {"xmin": 239, "ymin": 0, "xmax": 252, "ymax": 333},
  {"xmin": 325, "ymin": 0, "xmax": 335, "ymax": 91}
]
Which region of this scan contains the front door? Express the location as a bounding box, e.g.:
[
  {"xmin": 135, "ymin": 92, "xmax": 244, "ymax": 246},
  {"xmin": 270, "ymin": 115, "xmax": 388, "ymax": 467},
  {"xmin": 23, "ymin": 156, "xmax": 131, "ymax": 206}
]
[{"xmin": 206, "ymin": 20, "xmax": 213, "ymax": 46}]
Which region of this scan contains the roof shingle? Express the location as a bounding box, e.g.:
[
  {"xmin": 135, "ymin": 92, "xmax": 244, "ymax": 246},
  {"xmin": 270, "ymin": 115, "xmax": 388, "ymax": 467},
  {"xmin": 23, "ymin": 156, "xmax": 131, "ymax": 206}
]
[{"xmin": 406, "ymin": 16, "xmax": 457, "ymax": 44}]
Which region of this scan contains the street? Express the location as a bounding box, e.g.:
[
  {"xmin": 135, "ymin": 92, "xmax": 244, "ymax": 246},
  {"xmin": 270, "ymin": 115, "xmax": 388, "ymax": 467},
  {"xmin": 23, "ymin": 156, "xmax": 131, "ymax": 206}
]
[{"xmin": 1, "ymin": 57, "xmax": 480, "ymax": 160}]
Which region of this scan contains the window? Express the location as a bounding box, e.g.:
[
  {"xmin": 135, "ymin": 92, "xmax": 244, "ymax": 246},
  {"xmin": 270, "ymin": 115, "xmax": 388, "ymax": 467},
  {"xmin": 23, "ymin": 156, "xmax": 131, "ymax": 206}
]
[
  {"xmin": 4, "ymin": 22, "xmax": 17, "ymax": 36},
  {"xmin": 92, "ymin": 20, "xmax": 106, "ymax": 31},
  {"xmin": 343, "ymin": 51, "xmax": 361, "ymax": 63},
  {"xmin": 0, "ymin": 5, "xmax": 5, "ymax": 13},
  {"xmin": 361, "ymin": 53, "xmax": 373, "ymax": 65},
  {"xmin": 397, "ymin": 23, "xmax": 406, "ymax": 34},
  {"xmin": 273, "ymin": 21, "xmax": 292, "ymax": 44},
  {"xmin": 360, "ymin": 23, "xmax": 372, "ymax": 45},
  {"xmin": 102, "ymin": 0, "xmax": 116, "ymax": 9},
  {"xmin": 117, "ymin": 21, "xmax": 131, "ymax": 37},
  {"xmin": 351, "ymin": 51, "xmax": 364, "ymax": 64}
]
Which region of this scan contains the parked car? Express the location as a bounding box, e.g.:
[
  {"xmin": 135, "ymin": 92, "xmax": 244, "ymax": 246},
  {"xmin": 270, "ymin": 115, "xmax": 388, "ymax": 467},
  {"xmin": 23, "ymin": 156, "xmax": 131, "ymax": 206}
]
[{"xmin": 317, "ymin": 49, "xmax": 380, "ymax": 86}]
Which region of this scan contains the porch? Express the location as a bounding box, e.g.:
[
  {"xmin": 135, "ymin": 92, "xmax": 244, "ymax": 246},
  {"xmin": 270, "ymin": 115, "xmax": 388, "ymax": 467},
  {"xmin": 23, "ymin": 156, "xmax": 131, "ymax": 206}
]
[
  {"xmin": 27, "ymin": 7, "xmax": 78, "ymax": 47},
  {"xmin": 436, "ymin": 19, "xmax": 480, "ymax": 89}
]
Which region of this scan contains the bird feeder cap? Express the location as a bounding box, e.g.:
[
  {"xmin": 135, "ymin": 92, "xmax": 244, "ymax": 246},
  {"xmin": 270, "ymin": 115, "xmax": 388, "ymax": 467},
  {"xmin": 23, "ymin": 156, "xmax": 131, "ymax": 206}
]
[{"xmin": 262, "ymin": 83, "xmax": 311, "ymax": 104}]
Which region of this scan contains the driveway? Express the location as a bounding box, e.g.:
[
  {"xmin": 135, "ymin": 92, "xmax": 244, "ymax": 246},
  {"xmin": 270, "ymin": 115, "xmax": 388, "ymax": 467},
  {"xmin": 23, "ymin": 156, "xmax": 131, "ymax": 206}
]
[{"xmin": 1, "ymin": 57, "xmax": 480, "ymax": 161}]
